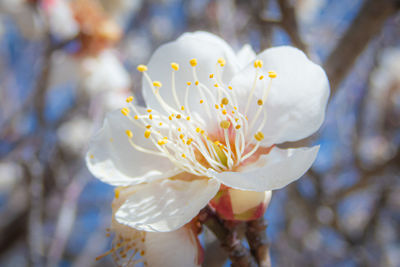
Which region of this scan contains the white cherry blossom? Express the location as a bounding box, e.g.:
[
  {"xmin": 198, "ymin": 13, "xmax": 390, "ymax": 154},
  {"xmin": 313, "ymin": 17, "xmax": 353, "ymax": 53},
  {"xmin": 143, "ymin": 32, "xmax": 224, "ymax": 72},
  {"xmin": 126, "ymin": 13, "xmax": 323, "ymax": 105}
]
[{"xmin": 87, "ymin": 31, "xmax": 329, "ymax": 232}]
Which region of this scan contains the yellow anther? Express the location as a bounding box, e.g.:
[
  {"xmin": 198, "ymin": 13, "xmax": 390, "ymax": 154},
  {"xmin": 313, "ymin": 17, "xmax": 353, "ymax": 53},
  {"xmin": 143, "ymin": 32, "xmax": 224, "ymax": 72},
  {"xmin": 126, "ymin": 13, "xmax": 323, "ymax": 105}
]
[
  {"xmin": 178, "ymin": 128, "xmax": 181, "ymax": 132},
  {"xmin": 171, "ymin": 62, "xmax": 179, "ymax": 71},
  {"xmin": 125, "ymin": 130, "xmax": 133, "ymax": 138},
  {"xmin": 126, "ymin": 96, "xmax": 134, "ymax": 103},
  {"xmin": 189, "ymin": 58, "xmax": 197, "ymax": 67},
  {"xmin": 200, "ymin": 130, "xmax": 205, "ymax": 134},
  {"xmin": 254, "ymin": 131, "xmax": 264, "ymax": 141},
  {"xmin": 137, "ymin": 64, "xmax": 148, "ymax": 72},
  {"xmin": 181, "ymin": 106, "xmax": 185, "ymax": 111},
  {"xmin": 179, "ymin": 134, "xmax": 184, "ymax": 139},
  {"xmin": 89, "ymin": 154, "xmax": 94, "ymax": 159},
  {"xmin": 235, "ymin": 125, "xmax": 241, "ymax": 129},
  {"xmin": 257, "ymin": 99, "xmax": 263, "ymax": 106},
  {"xmin": 121, "ymin": 108, "xmax": 130, "ymax": 116},
  {"xmin": 209, "ymin": 74, "xmax": 214, "ymax": 78},
  {"xmin": 159, "ymin": 122, "xmax": 163, "ymax": 126},
  {"xmin": 234, "ymin": 106, "xmax": 237, "ymax": 110},
  {"xmin": 114, "ymin": 188, "xmax": 120, "ymax": 199},
  {"xmin": 214, "ymin": 83, "xmax": 219, "ymax": 87},
  {"xmin": 186, "ymin": 116, "xmax": 191, "ymax": 121},
  {"xmin": 268, "ymin": 71, "xmax": 277, "ymax": 78},
  {"xmin": 149, "ymin": 114, "xmax": 153, "ymax": 120},
  {"xmin": 215, "ymin": 104, "xmax": 219, "ymax": 109},
  {"xmin": 220, "ymin": 120, "xmax": 231, "ymax": 129},
  {"xmin": 186, "ymin": 138, "xmax": 193, "ymax": 145},
  {"xmin": 214, "ymin": 141, "xmax": 220, "ymax": 145},
  {"xmin": 217, "ymin": 58, "xmax": 226, "ymax": 67},
  {"xmin": 206, "ymin": 136, "xmax": 211, "ymax": 140},
  {"xmin": 259, "ymin": 75, "xmax": 264, "ymax": 80},
  {"xmin": 144, "ymin": 130, "xmax": 151, "ymax": 138},
  {"xmin": 171, "ymin": 114, "xmax": 175, "ymax": 117},
  {"xmin": 196, "ymin": 127, "xmax": 201, "ymax": 133},
  {"xmin": 146, "ymin": 125, "xmax": 151, "ymax": 129},
  {"xmin": 134, "ymin": 115, "xmax": 139, "ymax": 120},
  {"xmin": 195, "ymin": 81, "xmax": 199, "ymax": 86},
  {"xmin": 182, "ymin": 153, "xmax": 186, "ymax": 158},
  {"xmin": 254, "ymin": 59, "xmax": 263, "ymax": 68},
  {"xmin": 176, "ymin": 114, "xmax": 181, "ymax": 119},
  {"xmin": 221, "ymin": 97, "xmax": 229, "ymax": 105},
  {"xmin": 163, "ymin": 136, "xmax": 168, "ymax": 140},
  {"xmin": 187, "ymin": 81, "xmax": 192, "ymax": 86},
  {"xmin": 200, "ymin": 99, "xmax": 204, "ymax": 104},
  {"xmin": 147, "ymin": 109, "xmax": 152, "ymax": 113},
  {"xmin": 231, "ymin": 110, "xmax": 235, "ymax": 114},
  {"xmin": 220, "ymin": 103, "xmax": 224, "ymax": 108},
  {"xmin": 235, "ymin": 118, "xmax": 239, "ymax": 122},
  {"xmin": 228, "ymin": 86, "xmax": 232, "ymax": 90},
  {"xmin": 153, "ymin": 81, "xmax": 162, "ymax": 88},
  {"xmin": 222, "ymin": 109, "xmax": 227, "ymax": 115},
  {"xmin": 168, "ymin": 116, "xmax": 172, "ymax": 120},
  {"xmin": 158, "ymin": 139, "xmax": 167, "ymax": 146}
]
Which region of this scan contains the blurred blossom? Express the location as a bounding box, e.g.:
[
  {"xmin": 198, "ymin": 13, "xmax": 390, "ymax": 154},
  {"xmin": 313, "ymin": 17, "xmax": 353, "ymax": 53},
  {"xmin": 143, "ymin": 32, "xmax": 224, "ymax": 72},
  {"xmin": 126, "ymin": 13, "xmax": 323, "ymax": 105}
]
[
  {"xmin": 0, "ymin": 161, "xmax": 22, "ymax": 193},
  {"xmin": 57, "ymin": 116, "xmax": 93, "ymax": 154},
  {"xmin": 70, "ymin": 0, "xmax": 122, "ymax": 56},
  {"xmin": 86, "ymin": 32, "xmax": 329, "ymax": 232},
  {"xmin": 43, "ymin": 0, "xmax": 79, "ymax": 40},
  {"xmin": 80, "ymin": 49, "xmax": 131, "ymax": 94}
]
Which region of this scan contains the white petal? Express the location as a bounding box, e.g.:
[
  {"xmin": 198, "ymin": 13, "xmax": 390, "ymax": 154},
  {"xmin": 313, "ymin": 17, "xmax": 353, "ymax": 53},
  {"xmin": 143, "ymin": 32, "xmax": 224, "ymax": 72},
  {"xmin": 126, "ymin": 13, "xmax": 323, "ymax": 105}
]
[
  {"xmin": 115, "ymin": 177, "xmax": 220, "ymax": 232},
  {"xmin": 208, "ymin": 146, "xmax": 319, "ymax": 192},
  {"xmin": 86, "ymin": 107, "xmax": 178, "ymax": 186},
  {"xmin": 236, "ymin": 44, "xmax": 256, "ymax": 67},
  {"xmin": 231, "ymin": 46, "xmax": 329, "ymax": 144},
  {"xmin": 146, "ymin": 228, "xmax": 201, "ymax": 267},
  {"xmin": 142, "ymin": 31, "xmax": 240, "ymax": 120}
]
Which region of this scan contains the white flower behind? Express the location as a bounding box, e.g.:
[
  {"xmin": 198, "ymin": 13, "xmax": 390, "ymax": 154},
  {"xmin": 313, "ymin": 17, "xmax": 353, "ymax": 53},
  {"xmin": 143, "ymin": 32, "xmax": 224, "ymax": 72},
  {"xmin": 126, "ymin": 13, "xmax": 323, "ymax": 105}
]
[{"xmin": 87, "ymin": 31, "xmax": 329, "ymax": 232}]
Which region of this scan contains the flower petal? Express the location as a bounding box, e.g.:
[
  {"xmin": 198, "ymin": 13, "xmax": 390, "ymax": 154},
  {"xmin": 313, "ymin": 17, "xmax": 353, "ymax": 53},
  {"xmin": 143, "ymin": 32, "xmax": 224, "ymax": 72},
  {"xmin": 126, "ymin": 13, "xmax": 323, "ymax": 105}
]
[
  {"xmin": 231, "ymin": 46, "xmax": 329, "ymax": 144},
  {"xmin": 86, "ymin": 107, "xmax": 179, "ymax": 186},
  {"xmin": 115, "ymin": 177, "xmax": 220, "ymax": 232},
  {"xmin": 208, "ymin": 146, "xmax": 319, "ymax": 191},
  {"xmin": 236, "ymin": 44, "xmax": 256, "ymax": 67},
  {"xmin": 145, "ymin": 227, "xmax": 201, "ymax": 267},
  {"xmin": 142, "ymin": 31, "xmax": 240, "ymax": 121}
]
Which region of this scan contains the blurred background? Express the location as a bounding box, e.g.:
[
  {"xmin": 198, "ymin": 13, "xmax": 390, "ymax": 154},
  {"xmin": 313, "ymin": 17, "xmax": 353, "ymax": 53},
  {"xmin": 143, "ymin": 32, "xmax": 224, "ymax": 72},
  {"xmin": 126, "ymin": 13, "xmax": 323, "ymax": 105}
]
[{"xmin": 0, "ymin": 0, "xmax": 399, "ymax": 266}]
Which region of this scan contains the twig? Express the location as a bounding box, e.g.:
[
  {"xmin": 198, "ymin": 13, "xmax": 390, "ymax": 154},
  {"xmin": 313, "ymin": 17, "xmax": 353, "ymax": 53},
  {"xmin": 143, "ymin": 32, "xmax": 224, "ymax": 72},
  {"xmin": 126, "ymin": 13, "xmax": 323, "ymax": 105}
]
[
  {"xmin": 199, "ymin": 207, "xmax": 258, "ymax": 267},
  {"xmin": 246, "ymin": 218, "xmax": 271, "ymax": 267}
]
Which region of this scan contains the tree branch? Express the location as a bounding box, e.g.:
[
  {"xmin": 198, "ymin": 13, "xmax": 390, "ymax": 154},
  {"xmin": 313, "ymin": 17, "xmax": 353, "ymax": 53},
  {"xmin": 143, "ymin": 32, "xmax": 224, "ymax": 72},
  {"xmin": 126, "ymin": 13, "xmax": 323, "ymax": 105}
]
[
  {"xmin": 324, "ymin": 0, "xmax": 400, "ymax": 94},
  {"xmin": 199, "ymin": 207, "xmax": 258, "ymax": 267},
  {"xmin": 246, "ymin": 218, "xmax": 271, "ymax": 267}
]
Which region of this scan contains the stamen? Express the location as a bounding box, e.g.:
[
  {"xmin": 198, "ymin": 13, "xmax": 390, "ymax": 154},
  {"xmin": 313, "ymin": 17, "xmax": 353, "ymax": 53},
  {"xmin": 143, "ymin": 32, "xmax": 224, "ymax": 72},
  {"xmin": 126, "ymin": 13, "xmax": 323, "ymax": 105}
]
[
  {"xmin": 189, "ymin": 58, "xmax": 197, "ymax": 67},
  {"xmin": 126, "ymin": 96, "xmax": 134, "ymax": 103},
  {"xmin": 125, "ymin": 130, "xmax": 133, "ymax": 138},
  {"xmin": 137, "ymin": 64, "xmax": 148, "ymax": 72},
  {"xmin": 121, "ymin": 108, "xmax": 130, "ymax": 116},
  {"xmin": 171, "ymin": 62, "xmax": 179, "ymax": 71},
  {"xmin": 144, "ymin": 130, "xmax": 151, "ymax": 138}
]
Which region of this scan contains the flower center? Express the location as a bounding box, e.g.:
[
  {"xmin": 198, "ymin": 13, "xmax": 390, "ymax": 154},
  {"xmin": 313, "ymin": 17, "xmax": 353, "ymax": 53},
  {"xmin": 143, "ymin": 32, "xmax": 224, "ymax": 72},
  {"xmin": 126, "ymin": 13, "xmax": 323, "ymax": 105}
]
[{"xmin": 121, "ymin": 58, "xmax": 277, "ymax": 176}]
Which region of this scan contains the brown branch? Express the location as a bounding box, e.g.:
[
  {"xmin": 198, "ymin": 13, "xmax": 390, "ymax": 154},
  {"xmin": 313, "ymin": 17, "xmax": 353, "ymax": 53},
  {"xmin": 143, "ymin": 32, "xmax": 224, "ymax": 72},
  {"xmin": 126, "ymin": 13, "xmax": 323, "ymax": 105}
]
[
  {"xmin": 245, "ymin": 218, "xmax": 271, "ymax": 267},
  {"xmin": 324, "ymin": 0, "xmax": 400, "ymax": 94},
  {"xmin": 276, "ymin": 0, "xmax": 308, "ymax": 53},
  {"xmin": 199, "ymin": 207, "xmax": 258, "ymax": 267}
]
